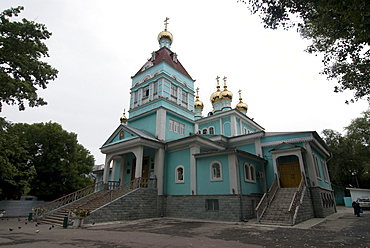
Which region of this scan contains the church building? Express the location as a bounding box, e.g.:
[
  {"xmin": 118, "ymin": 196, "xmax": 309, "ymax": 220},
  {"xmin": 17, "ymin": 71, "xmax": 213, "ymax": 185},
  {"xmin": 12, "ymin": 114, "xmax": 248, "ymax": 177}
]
[{"xmin": 94, "ymin": 18, "xmax": 336, "ymax": 225}]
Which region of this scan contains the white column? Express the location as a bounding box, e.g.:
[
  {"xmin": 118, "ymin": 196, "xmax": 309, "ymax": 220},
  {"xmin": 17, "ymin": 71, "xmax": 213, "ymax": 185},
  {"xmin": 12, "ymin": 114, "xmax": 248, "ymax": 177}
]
[
  {"xmin": 119, "ymin": 155, "xmax": 126, "ymax": 184},
  {"xmin": 156, "ymin": 108, "xmax": 166, "ymax": 140},
  {"xmin": 230, "ymin": 115, "xmax": 237, "ymax": 136},
  {"xmin": 110, "ymin": 159, "xmax": 117, "ymax": 182},
  {"xmin": 304, "ymin": 143, "xmax": 318, "ymax": 187},
  {"xmin": 154, "ymin": 148, "xmax": 165, "ymax": 195},
  {"xmin": 134, "ymin": 147, "xmax": 143, "ymax": 178},
  {"xmin": 228, "ymin": 152, "xmax": 239, "ymax": 194},
  {"xmin": 103, "ymin": 155, "xmax": 113, "ymax": 184},
  {"xmin": 190, "ymin": 146, "xmax": 200, "ymax": 195}
]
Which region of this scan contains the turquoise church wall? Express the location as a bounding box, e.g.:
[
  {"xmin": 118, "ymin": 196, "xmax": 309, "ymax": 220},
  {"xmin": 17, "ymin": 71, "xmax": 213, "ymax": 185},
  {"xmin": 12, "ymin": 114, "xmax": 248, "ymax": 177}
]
[
  {"xmin": 312, "ymin": 148, "xmax": 331, "ymax": 190},
  {"xmin": 128, "ymin": 113, "xmax": 157, "ymax": 136},
  {"xmin": 109, "ymin": 128, "xmax": 136, "ymax": 145},
  {"xmin": 236, "ymin": 143, "xmax": 256, "ymax": 154},
  {"xmin": 199, "ymin": 119, "xmax": 220, "ymax": 134},
  {"xmin": 238, "ymin": 158, "xmax": 264, "ymax": 194},
  {"xmin": 166, "ymin": 112, "xmax": 194, "ymax": 141},
  {"xmin": 165, "ymin": 149, "xmax": 190, "ymax": 195},
  {"xmin": 196, "ymin": 155, "xmax": 230, "ymax": 195},
  {"xmin": 262, "ymin": 147, "xmax": 275, "ymax": 188}
]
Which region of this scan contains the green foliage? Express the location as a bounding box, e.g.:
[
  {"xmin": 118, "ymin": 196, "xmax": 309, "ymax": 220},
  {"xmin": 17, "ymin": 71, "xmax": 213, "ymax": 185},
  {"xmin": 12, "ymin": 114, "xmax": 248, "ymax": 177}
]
[
  {"xmin": 0, "ymin": 117, "xmax": 34, "ymax": 199},
  {"xmin": 0, "ymin": 119, "xmax": 94, "ymax": 200},
  {"xmin": 72, "ymin": 209, "xmax": 90, "ymax": 217},
  {"xmin": 240, "ymin": 0, "xmax": 370, "ymax": 103},
  {"xmin": 0, "ymin": 6, "xmax": 58, "ymax": 111},
  {"xmin": 322, "ymin": 109, "xmax": 370, "ymax": 188}
]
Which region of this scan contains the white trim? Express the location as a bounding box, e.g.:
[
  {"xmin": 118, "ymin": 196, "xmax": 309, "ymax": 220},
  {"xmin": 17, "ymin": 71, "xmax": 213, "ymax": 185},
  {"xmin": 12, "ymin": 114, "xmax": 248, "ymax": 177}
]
[
  {"xmin": 244, "ymin": 162, "xmax": 256, "ymax": 183},
  {"xmin": 175, "ymin": 165, "xmax": 185, "ymax": 183},
  {"xmin": 262, "ymin": 137, "xmax": 314, "ymax": 147},
  {"xmin": 210, "ymin": 161, "xmax": 223, "ymax": 181}
]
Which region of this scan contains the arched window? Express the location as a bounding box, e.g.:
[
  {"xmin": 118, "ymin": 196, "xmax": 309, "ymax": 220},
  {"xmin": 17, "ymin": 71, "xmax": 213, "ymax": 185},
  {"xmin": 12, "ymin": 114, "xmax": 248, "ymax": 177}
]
[
  {"xmin": 250, "ymin": 164, "xmax": 255, "ymax": 181},
  {"xmin": 244, "ymin": 163, "xmax": 250, "ymax": 181},
  {"xmin": 244, "ymin": 163, "xmax": 256, "ymax": 182},
  {"xmin": 175, "ymin": 165, "xmax": 184, "ymax": 183},
  {"xmin": 209, "ymin": 127, "xmax": 214, "ymax": 134},
  {"xmin": 202, "ymin": 129, "xmax": 208, "ymax": 134},
  {"xmin": 210, "ymin": 162, "xmax": 222, "ymax": 181}
]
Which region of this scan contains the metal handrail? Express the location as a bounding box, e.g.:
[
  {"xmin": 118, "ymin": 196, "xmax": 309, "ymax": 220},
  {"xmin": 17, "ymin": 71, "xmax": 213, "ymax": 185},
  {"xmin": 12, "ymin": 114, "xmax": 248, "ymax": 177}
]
[
  {"xmin": 33, "ymin": 181, "xmax": 104, "ymax": 220},
  {"xmin": 288, "ymin": 174, "xmax": 306, "ymax": 225},
  {"xmin": 68, "ymin": 177, "xmax": 157, "ymax": 214},
  {"xmin": 255, "ymin": 174, "xmax": 279, "ymax": 222}
]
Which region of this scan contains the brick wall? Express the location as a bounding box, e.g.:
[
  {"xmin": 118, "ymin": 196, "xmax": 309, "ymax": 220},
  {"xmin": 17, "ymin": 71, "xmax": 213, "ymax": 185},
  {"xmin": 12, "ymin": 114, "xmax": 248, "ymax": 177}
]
[
  {"xmin": 84, "ymin": 188, "xmax": 158, "ymax": 224},
  {"xmin": 164, "ymin": 194, "xmax": 262, "ymax": 222},
  {"xmin": 310, "ymin": 187, "xmax": 336, "ymax": 218},
  {"xmin": 295, "ymin": 189, "xmax": 315, "ymax": 224}
]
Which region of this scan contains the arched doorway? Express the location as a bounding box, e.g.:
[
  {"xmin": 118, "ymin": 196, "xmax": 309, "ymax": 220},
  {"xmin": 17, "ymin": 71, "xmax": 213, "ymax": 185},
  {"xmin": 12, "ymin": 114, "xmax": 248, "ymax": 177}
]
[{"xmin": 278, "ymin": 155, "xmax": 302, "ymax": 188}]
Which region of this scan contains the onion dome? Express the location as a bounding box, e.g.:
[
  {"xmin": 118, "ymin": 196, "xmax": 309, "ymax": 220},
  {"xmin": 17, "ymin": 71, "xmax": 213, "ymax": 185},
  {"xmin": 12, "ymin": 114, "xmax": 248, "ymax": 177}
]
[
  {"xmin": 120, "ymin": 110, "xmax": 128, "ymax": 124},
  {"xmin": 158, "ymin": 17, "xmax": 173, "ymax": 49},
  {"xmin": 236, "ymin": 90, "xmax": 248, "ymax": 112},
  {"xmin": 221, "ymin": 76, "xmax": 233, "ymax": 100},
  {"xmin": 210, "ymin": 76, "xmax": 222, "ymax": 103},
  {"xmin": 157, "ymin": 30, "xmax": 173, "ymax": 43},
  {"xmin": 194, "ymin": 88, "xmax": 204, "ymax": 109}
]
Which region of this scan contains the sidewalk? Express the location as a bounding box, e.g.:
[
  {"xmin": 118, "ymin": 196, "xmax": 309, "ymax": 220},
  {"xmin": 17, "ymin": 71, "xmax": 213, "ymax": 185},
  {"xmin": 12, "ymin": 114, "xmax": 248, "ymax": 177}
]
[{"xmin": 0, "ymin": 206, "xmax": 367, "ymax": 248}]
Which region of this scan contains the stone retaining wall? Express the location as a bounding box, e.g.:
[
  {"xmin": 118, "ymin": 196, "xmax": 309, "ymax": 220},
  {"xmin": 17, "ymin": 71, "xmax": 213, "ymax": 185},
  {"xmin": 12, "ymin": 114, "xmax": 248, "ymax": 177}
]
[
  {"xmin": 84, "ymin": 188, "xmax": 158, "ymax": 224},
  {"xmin": 164, "ymin": 194, "xmax": 262, "ymax": 222},
  {"xmin": 310, "ymin": 187, "xmax": 336, "ymax": 218}
]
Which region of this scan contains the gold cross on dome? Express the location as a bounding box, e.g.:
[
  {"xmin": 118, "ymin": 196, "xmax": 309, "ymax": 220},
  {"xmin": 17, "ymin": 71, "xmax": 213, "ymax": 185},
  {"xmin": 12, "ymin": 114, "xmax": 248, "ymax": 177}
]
[
  {"xmin": 238, "ymin": 90, "xmax": 242, "ymax": 98},
  {"xmin": 216, "ymin": 76, "xmax": 220, "ymax": 84},
  {"xmin": 223, "ymin": 76, "xmax": 227, "ymax": 84},
  {"xmin": 196, "ymin": 87, "xmax": 199, "ymax": 96},
  {"xmin": 164, "ymin": 17, "xmax": 169, "ymax": 31}
]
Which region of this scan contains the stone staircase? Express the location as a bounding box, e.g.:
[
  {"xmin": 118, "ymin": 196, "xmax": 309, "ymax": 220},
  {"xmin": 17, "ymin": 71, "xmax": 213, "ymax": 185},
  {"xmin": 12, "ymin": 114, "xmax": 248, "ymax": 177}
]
[
  {"xmin": 39, "ymin": 191, "xmax": 104, "ymax": 226},
  {"xmin": 35, "ymin": 178, "xmax": 157, "ymax": 227},
  {"xmin": 259, "ymin": 188, "xmax": 297, "ymax": 225}
]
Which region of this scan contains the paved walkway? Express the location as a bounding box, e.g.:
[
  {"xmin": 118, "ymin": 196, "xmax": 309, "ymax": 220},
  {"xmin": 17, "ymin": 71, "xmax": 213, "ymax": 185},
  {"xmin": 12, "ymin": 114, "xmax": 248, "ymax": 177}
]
[{"xmin": 0, "ymin": 207, "xmax": 368, "ymax": 248}]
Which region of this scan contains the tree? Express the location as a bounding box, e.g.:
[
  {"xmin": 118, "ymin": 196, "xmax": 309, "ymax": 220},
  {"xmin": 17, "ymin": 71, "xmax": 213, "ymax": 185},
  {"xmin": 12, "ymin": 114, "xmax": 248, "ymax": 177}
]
[
  {"xmin": 0, "ymin": 120, "xmax": 94, "ymax": 200},
  {"xmin": 322, "ymin": 109, "xmax": 370, "ymax": 188},
  {"xmin": 240, "ymin": 0, "xmax": 370, "ymax": 104},
  {"xmin": 0, "ymin": 117, "xmax": 34, "ymax": 199},
  {"xmin": 0, "ymin": 6, "xmax": 58, "ymax": 112}
]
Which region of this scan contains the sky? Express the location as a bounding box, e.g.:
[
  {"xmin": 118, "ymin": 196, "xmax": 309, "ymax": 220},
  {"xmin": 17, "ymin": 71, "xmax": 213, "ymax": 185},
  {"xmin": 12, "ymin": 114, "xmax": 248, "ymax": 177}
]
[{"xmin": 1, "ymin": 0, "xmax": 368, "ymax": 165}]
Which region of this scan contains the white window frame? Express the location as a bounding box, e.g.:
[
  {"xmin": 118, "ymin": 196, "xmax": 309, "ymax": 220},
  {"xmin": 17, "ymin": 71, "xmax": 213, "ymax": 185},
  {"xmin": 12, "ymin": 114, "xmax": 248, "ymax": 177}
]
[
  {"xmin": 321, "ymin": 159, "xmax": 329, "ymax": 182},
  {"xmin": 313, "ymin": 154, "xmax": 321, "ymax": 179},
  {"xmin": 244, "ymin": 162, "xmax": 256, "ymax": 182},
  {"xmin": 175, "ymin": 165, "xmax": 184, "ymax": 183},
  {"xmin": 209, "ymin": 126, "xmax": 215, "ymax": 134},
  {"xmin": 210, "ymin": 161, "xmax": 222, "ymax": 181},
  {"xmin": 169, "ymin": 119, "xmax": 185, "ymax": 136}
]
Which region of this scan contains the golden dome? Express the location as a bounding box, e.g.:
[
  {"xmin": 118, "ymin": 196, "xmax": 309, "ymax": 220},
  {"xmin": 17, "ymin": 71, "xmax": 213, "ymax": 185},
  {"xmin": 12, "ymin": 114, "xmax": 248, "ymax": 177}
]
[
  {"xmin": 157, "ymin": 31, "xmax": 173, "ymax": 43},
  {"xmin": 120, "ymin": 111, "xmax": 127, "ymax": 123},
  {"xmin": 221, "ymin": 76, "xmax": 233, "ymax": 100},
  {"xmin": 194, "ymin": 87, "xmax": 204, "ymax": 109},
  {"xmin": 194, "ymin": 98, "xmax": 204, "ymax": 109},
  {"xmin": 236, "ymin": 90, "xmax": 248, "ymax": 112},
  {"xmin": 210, "ymin": 88, "xmax": 222, "ymax": 102},
  {"xmin": 221, "ymin": 88, "xmax": 233, "ymax": 99},
  {"xmin": 236, "ymin": 101, "xmax": 248, "ymax": 111}
]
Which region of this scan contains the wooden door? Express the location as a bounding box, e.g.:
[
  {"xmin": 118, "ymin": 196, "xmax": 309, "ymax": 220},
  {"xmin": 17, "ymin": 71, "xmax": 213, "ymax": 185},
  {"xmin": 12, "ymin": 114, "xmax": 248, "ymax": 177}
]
[
  {"xmin": 279, "ymin": 161, "xmax": 301, "ymax": 188},
  {"xmin": 130, "ymin": 157, "xmax": 149, "ymax": 180}
]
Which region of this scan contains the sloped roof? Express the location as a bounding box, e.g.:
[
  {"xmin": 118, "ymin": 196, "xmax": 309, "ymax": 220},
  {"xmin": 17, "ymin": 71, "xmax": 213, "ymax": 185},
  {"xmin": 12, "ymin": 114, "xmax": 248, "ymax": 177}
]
[
  {"xmin": 102, "ymin": 124, "xmax": 158, "ymax": 148},
  {"xmin": 133, "ymin": 47, "xmax": 193, "ymax": 80}
]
